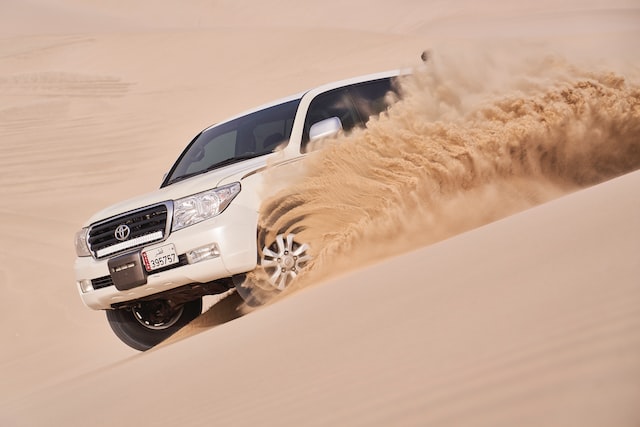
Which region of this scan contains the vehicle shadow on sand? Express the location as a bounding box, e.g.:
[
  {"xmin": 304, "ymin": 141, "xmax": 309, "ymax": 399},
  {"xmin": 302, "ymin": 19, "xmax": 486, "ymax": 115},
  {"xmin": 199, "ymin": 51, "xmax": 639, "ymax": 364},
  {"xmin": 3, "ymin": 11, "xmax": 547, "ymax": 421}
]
[{"xmin": 156, "ymin": 291, "xmax": 246, "ymax": 349}]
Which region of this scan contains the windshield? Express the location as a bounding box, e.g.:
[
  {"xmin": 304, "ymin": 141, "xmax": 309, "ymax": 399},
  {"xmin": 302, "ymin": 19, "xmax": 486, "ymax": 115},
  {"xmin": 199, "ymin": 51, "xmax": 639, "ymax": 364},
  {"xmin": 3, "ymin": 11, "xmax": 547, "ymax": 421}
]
[{"xmin": 163, "ymin": 98, "xmax": 301, "ymax": 186}]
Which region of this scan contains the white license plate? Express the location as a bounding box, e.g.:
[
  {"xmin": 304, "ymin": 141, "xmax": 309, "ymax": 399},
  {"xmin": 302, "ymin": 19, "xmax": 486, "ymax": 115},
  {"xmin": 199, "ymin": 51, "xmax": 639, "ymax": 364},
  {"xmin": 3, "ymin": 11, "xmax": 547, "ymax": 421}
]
[{"xmin": 142, "ymin": 243, "xmax": 178, "ymax": 272}]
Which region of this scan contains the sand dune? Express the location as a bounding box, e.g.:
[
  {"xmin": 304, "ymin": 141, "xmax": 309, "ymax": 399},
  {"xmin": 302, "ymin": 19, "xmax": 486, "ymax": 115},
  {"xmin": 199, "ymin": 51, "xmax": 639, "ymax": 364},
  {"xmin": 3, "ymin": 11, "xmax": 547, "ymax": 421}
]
[
  {"xmin": 3, "ymin": 169, "xmax": 639, "ymax": 426},
  {"xmin": 1, "ymin": 0, "xmax": 639, "ymax": 425}
]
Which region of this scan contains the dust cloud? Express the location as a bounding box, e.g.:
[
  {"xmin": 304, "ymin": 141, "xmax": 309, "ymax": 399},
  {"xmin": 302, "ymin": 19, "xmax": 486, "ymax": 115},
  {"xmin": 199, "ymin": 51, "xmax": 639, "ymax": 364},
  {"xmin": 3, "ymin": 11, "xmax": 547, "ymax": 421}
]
[{"xmin": 258, "ymin": 51, "xmax": 640, "ymax": 292}]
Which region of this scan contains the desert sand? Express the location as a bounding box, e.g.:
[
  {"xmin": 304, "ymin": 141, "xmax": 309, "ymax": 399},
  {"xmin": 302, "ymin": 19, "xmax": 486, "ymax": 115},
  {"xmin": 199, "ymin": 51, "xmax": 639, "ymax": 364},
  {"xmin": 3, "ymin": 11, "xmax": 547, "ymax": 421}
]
[{"xmin": 1, "ymin": 0, "xmax": 639, "ymax": 426}]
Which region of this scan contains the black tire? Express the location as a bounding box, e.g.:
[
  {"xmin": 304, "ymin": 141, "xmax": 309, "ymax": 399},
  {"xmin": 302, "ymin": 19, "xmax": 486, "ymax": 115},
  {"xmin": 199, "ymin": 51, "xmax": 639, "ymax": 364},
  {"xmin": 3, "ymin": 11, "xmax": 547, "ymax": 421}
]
[{"xmin": 106, "ymin": 298, "xmax": 203, "ymax": 351}]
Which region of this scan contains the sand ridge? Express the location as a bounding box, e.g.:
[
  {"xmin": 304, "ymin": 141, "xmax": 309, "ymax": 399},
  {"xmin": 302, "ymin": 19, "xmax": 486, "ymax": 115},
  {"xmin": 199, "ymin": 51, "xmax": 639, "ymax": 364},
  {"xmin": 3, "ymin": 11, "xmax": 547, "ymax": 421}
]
[{"xmin": 0, "ymin": 0, "xmax": 639, "ymax": 425}]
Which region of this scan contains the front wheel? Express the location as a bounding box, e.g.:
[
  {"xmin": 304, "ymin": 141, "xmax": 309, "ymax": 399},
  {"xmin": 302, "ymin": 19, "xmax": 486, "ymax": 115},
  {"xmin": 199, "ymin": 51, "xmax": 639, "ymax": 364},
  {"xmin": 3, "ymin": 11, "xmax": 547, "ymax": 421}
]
[
  {"xmin": 106, "ymin": 298, "xmax": 203, "ymax": 351},
  {"xmin": 234, "ymin": 232, "xmax": 311, "ymax": 306}
]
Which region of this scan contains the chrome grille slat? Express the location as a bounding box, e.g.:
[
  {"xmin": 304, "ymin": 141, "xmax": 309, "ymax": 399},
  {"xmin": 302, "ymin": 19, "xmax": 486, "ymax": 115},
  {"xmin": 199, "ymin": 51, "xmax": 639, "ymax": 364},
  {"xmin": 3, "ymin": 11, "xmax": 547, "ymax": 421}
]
[{"xmin": 88, "ymin": 202, "xmax": 172, "ymax": 259}]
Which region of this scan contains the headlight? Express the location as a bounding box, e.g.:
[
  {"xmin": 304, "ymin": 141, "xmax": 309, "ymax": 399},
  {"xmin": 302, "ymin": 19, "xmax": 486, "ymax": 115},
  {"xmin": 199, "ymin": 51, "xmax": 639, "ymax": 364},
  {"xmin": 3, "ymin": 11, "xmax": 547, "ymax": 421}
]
[
  {"xmin": 172, "ymin": 182, "xmax": 241, "ymax": 231},
  {"xmin": 74, "ymin": 227, "xmax": 91, "ymax": 257}
]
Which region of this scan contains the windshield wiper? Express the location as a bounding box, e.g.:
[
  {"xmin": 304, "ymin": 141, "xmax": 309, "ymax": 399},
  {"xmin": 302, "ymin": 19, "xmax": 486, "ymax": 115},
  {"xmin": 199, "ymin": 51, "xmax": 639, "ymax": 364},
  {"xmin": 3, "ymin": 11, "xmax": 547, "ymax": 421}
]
[
  {"xmin": 206, "ymin": 152, "xmax": 267, "ymax": 170},
  {"xmin": 167, "ymin": 152, "xmax": 268, "ymax": 185}
]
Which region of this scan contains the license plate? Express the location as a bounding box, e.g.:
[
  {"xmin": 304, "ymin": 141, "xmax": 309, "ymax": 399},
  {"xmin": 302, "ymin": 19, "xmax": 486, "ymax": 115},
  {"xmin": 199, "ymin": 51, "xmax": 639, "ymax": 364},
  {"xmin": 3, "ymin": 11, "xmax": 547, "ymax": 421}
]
[{"xmin": 142, "ymin": 243, "xmax": 178, "ymax": 272}]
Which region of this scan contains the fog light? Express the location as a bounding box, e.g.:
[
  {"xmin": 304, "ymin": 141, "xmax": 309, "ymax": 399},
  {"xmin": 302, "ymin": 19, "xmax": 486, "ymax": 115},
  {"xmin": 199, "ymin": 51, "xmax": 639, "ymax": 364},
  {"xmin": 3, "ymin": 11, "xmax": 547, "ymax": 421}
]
[
  {"xmin": 78, "ymin": 279, "xmax": 93, "ymax": 293},
  {"xmin": 186, "ymin": 244, "xmax": 220, "ymax": 264}
]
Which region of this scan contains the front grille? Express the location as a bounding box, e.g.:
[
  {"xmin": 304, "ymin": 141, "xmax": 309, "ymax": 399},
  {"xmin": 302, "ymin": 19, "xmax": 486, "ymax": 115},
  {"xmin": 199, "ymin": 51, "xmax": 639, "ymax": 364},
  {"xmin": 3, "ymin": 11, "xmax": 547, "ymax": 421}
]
[
  {"xmin": 88, "ymin": 202, "xmax": 171, "ymax": 259},
  {"xmin": 91, "ymin": 254, "xmax": 189, "ymax": 289}
]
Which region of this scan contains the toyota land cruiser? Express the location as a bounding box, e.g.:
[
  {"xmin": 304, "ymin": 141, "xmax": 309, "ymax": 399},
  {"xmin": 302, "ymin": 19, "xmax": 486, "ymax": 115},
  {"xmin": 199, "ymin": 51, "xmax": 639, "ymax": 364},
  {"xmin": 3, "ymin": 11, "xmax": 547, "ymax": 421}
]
[{"xmin": 74, "ymin": 70, "xmax": 402, "ymax": 350}]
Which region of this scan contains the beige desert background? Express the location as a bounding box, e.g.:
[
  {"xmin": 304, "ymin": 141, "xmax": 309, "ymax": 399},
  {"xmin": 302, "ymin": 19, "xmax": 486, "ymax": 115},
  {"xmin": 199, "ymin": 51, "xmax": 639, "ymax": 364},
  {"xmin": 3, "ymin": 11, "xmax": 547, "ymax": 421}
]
[{"xmin": 1, "ymin": 0, "xmax": 639, "ymax": 425}]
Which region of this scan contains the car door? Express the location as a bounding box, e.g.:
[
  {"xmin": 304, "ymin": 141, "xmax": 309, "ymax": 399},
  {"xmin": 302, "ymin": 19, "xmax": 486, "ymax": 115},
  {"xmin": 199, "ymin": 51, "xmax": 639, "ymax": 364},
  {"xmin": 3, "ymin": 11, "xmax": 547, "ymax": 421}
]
[
  {"xmin": 301, "ymin": 86, "xmax": 360, "ymax": 151},
  {"xmin": 347, "ymin": 77, "xmax": 396, "ymax": 123},
  {"xmin": 300, "ymin": 77, "xmax": 397, "ymax": 152}
]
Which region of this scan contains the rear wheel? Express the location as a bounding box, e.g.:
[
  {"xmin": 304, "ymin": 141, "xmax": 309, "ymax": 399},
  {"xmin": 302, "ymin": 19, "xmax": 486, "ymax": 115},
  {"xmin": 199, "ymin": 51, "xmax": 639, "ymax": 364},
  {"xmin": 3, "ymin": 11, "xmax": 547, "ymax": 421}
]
[
  {"xmin": 234, "ymin": 232, "xmax": 311, "ymax": 306},
  {"xmin": 106, "ymin": 298, "xmax": 203, "ymax": 351}
]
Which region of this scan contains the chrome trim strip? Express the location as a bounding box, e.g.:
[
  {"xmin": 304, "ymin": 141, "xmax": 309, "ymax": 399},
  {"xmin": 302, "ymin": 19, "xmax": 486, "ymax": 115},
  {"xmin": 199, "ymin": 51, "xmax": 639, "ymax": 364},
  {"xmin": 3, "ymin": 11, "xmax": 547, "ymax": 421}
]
[
  {"xmin": 88, "ymin": 201, "xmax": 173, "ymax": 260},
  {"xmin": 96, "ymin": 231, "xmax": 164, "ymax": 258}
]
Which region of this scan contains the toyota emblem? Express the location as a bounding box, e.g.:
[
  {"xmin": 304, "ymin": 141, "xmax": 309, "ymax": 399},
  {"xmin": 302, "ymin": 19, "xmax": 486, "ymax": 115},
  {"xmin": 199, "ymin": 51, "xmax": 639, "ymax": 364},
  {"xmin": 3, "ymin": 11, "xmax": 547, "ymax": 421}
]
[{"xmin": 114, "ymin": 224, "xmax": 131, "ymax": 241}]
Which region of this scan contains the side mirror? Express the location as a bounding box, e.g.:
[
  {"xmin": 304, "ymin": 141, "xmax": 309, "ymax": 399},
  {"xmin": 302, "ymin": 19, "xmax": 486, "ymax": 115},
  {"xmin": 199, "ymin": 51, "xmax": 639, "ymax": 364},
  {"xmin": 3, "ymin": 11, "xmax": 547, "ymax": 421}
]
[{"xmin": 309, "ymin": 117, "xmax": 342, "ymax": 141}]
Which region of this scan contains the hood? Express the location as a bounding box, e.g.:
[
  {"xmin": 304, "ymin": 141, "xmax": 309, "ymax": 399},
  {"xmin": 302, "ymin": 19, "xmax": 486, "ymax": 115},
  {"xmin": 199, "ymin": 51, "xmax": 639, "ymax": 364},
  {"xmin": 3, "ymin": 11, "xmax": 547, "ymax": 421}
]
[{"xmin": 85, "ymin": 155, "xmax": 271, "ymax": 226}]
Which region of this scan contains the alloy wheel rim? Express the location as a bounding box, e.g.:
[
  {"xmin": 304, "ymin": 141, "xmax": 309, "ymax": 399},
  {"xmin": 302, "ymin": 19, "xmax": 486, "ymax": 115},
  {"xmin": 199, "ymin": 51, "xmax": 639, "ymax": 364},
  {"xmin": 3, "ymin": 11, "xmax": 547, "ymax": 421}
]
[{"xmin": 260, "ymin": 233, "xmax": 311, "ymax": 291}]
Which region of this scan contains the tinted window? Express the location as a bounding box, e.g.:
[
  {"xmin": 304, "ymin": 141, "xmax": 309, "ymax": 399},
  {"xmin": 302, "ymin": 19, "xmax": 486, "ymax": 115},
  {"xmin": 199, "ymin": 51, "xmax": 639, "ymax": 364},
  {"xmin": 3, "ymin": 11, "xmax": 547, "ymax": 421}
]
[
  {"xmin": 301, "ymin": 77, "xmax": 397, "ymax": 152},
  {"xmin": 163, "ymin": 99, "xmax": 300, "ymax": 186},
  {"xmin": 349, "ymin": 78, "xmax": 395, "ymax": 122},
  {"xmin": 302, "ymin": 88, "xmax": 359, "ymax": 145}
]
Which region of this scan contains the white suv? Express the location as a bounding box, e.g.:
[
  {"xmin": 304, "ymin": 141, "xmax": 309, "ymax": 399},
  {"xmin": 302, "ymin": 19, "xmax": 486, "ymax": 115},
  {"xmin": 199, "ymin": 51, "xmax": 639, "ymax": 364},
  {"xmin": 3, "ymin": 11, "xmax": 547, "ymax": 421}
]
[{"xmin": 74, "ymin": 70, "xmax": 402, "ymax": 350}]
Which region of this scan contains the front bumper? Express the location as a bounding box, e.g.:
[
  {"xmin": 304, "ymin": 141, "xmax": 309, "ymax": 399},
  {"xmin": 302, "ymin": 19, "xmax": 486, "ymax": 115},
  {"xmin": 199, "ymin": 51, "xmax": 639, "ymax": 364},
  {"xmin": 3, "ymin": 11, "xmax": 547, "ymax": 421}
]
[{"xmin": 74, "ymin": 204, "xmax": 258, "ymax": 310}]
